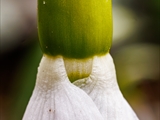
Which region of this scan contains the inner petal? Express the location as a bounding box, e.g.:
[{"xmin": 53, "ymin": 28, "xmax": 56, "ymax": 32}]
[{"xmin": 63, "ymin": 57, "xmax": 93, "ymax": 82}]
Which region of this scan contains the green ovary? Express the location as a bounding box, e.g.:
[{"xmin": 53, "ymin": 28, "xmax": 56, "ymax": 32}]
[{"xmin": 38, "ymin": 0, "xmax": 112, "ymax": 59}]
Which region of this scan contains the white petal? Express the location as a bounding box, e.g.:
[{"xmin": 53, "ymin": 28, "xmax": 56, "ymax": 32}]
[
  {"xmin": 63, "ymin": 57, "xmax": 93, "ymax": 82},
  {"xmin": 74, "ymin": 53, "xmax": 139, "ymax": 120},
  {"xmin": 23, "ymin": 55, "xmax": 103, "ymax": 120}
]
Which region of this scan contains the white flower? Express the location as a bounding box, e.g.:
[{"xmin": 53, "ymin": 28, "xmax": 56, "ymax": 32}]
[
  {"xmin": 74, "ymin": 53, "xmax": 139, "ymax": 120},
  {"xmin": 23, "ymin": 53, "xmax": 139, "ymax": 120},
  {"xmin": 23, "ymin": 55, "xmax": 104, "ymax": 120}
]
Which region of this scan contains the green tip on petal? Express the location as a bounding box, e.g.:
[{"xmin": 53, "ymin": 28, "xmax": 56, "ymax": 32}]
[{"xmin": 38, "ymin": 0, "xmax": 112, "ymax": 58}]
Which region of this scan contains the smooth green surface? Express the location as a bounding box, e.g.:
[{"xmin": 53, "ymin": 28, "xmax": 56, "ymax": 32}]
[{"xmin": 38, "ymin": 0, "xmax": 112, "ymax": 58}]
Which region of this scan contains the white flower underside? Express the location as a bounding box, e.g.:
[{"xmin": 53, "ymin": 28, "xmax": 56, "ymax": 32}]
[
  {"xmin": 73, "ymin": 54, "xmax": 139, "ymax": 120},
  {"xmin": 23, "ymin": 55, "xmax": 103, "ymax": 120},
  {"xmin": 23, "ymin": 53, "xmax": 139, "ymax": 120}
]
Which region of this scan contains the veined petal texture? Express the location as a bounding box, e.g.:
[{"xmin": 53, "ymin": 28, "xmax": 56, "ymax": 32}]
[
  {"xmin": 23, "ymin": 55, "xmax": 103, "ymax": 120},
  {"xmin": 74, "ymin": 53, "xmax": 139, "ymax": 120}
]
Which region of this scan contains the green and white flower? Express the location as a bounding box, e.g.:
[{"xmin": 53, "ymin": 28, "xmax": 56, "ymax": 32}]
[{"xmin": 23, "ymin": 0, "xmax": 139, "ymax": 119}]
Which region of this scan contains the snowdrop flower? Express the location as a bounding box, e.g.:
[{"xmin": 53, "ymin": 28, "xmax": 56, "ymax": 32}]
[{"xmin": 23, "ymin": 0, "xmax": 139, "ymax": 119}]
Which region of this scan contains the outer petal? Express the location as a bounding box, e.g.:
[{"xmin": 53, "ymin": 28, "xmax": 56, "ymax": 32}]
[
  {"xmin": 23, "ymin": 55, "xmax": 103, "ymax": 120},
  {"xmin": 74, "ymin": 53, "xmax": 139, "ymax": 120}
]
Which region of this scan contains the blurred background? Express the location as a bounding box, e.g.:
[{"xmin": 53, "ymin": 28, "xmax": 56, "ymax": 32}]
[{"xmin": 0, "ymin": 0, "xmax": 159, "ymax": 119}]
